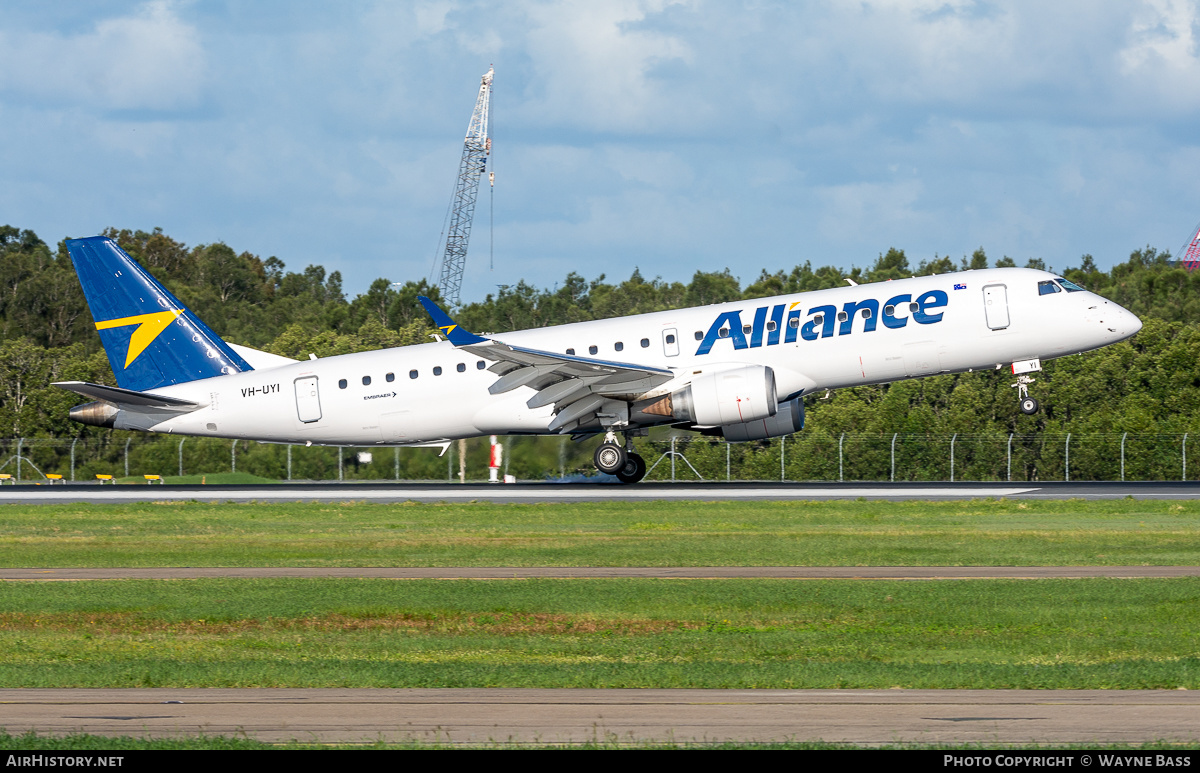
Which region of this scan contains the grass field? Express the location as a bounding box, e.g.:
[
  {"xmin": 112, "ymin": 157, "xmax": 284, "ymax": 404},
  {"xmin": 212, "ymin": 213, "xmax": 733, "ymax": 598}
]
[
  {"xmin": 2, "ymin": 498, "xmax": 1200, "ymax": 567},
  {"xmin": 1, "ymin": 498, "xmax": 1198, "ymax": 696},
  {"xmin": 1, "ymin": 577, "xmax": 1197, "ymax": 689}
]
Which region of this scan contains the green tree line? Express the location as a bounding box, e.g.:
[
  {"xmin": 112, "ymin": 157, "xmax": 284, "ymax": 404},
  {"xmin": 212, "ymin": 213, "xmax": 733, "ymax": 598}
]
[{"xmin": 2, "ymin": 224, "xmax": 1198, "ymax": 480}]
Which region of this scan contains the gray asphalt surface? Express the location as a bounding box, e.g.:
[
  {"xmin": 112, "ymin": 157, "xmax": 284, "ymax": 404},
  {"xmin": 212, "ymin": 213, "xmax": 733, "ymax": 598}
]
[
  {"xmin": 4, "ymin": 480, "xmax": 1200, "ymax": 503},
  {"xmin": 3, "ymin": 688, "xmax": 1198, "ymax": 745}
]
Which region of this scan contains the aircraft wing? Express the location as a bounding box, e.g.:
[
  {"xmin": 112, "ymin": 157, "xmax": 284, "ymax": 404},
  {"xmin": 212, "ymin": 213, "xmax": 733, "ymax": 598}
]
[{"xmin": 419, "ymin": 297, "xmax": 675, "ymax": 433}]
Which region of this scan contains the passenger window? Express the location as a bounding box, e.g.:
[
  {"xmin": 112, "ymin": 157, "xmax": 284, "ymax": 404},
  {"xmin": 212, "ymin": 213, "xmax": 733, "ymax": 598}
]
[
  {"xmin": 742, "ymin": 324, "xmax": 753, "ymax": 334},
  {"xmin": 837, "ymin": 311, "xmax": 848, "ymax": 322},
  {"xmin": 362, "ymin": 375, "xmax": 371, "ymax": 386},
  {"xmin": 813, "ymin": 315, "xmax": 824, "ymax": 325},
  {"xmin": 409, "ymin": 370, "xmax": 418, "ymax": 379},
  {"xmin": 694, "ymin": 331, "xmax": 703, "ymax": 340},
  {"xmin": 477, "ymin": 361, "xmax": 486, "ymax": 370},
  {"xmin": 386, "ymin": 372, "xmax": 395, "ymax": 382},
  {"xmin": 719, "ymin": 328, "xmax": 730, "ymax": 338},
  {"xmin": 788, "ymin": 317, "xmax": 799, "ymax": 328},
  {"xmin": 1038, "ymin": 280, "xmax": 1061, "ymax": 296},
  {"xmin": 861, "ymin": 308, "xmax": 872, "ymax": 318},
  {"xmin": 338, "ymin": 379, "xmax": 347, "ymax": 389},
  {"xmin": 641, "ymin": 338, "xmax": 650, "ymax": 348},
  {"xmin": 666, "ymin": 334, "xmax": 676, "ymax": 344},
  {"xmin": 909, "ymin": 302, "xmax": 919, "ymax": 313},
  {"xmin": 884, "ymin": 305, "xmax": 895, "ymax": 316},
  {"xmin": 566, "ymin": 348, "xmax": 575, "ymax": 355},
  {"xmin": 766, "ymin": 321, "xmax": 777, "ymax": 332},
  {"xmin": 589, "ymin": 345, "xmax": 598, "ymax": 355},
  {"xmin": 433, "ymin": 366, "xmax": 442, "ymax": 376},
  {"xmin": 457, "ymin": 363, "xmax": 466, "ymax": 373},
  {"xmin": 614, "ymin": 342, "xmax": 624, "ymax": 352}
]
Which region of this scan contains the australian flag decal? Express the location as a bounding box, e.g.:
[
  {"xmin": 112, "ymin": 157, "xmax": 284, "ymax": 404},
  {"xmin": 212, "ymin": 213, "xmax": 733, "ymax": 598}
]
[{"xmin": 953, "ymin": 282, "xmax": 967, "ymax": 290}]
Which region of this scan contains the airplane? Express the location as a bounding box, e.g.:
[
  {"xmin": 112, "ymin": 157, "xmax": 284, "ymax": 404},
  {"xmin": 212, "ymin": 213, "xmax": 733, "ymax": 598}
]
[{"xmin": 57, "ymin": 236, "xmax": 1142, "ymax": 483}]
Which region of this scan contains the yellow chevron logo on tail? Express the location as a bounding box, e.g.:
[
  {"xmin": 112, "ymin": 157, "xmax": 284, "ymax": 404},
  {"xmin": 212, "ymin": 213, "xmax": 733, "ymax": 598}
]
[{"xmin": 95, "ymin": 309, "xmax": 183, "ymax": 368}]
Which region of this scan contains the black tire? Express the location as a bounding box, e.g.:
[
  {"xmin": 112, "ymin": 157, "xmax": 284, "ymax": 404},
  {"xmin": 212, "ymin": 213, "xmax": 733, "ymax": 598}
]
[
  {"xmin": 1020, "ymin": 397, "xmax": 1039, "ymax": 415},
  {"xmin": 615, "ymin": 452, "xmax": 647, "ymax": 484},
  {"xmin": 594, "ymin": 443, "xmax": 627, "ymax": 475}
]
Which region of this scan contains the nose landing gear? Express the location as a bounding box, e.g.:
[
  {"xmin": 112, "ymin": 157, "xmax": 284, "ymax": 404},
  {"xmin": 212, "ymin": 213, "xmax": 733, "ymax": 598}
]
[
  {"xmin": 594, "ymin": 431, "xmax": 647, "ymax": 483},
  {"xmin": 1010, "ymin": 358, "xmax": 1043, "ymax": 415},
  {"xmin": 1013, "ymin": 375, "xmax": 1039, "ymax": 415}
]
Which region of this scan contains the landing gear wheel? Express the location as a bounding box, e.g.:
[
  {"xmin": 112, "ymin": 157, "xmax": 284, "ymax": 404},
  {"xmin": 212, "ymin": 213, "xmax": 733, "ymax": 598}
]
[
  {"xmin": 1012, "ymin": 374, "xmax": 1040, "ymax": 417},
  {"xmin": 615, "ymin": 452, "xmax": 647, "ymax": 484},
  {"xmin": 594, "ymin": 442, "xmax": 627, "ymax": 475}
]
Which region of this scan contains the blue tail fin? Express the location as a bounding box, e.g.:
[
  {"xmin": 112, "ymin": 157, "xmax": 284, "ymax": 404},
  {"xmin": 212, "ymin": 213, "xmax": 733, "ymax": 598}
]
[{"xmin": 67, "ymin": 236, "xmax": 252, "ymax": 392}]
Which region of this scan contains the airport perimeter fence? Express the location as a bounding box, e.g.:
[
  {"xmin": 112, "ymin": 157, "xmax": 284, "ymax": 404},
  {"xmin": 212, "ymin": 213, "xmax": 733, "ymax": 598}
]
[{"xmin": 0, "ymin": 432, "xmax": 1197, "ymax": 484}]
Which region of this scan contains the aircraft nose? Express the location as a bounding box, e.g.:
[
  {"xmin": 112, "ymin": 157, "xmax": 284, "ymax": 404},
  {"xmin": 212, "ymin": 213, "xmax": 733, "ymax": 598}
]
[
  {"xmin": 1085, "ymin": 299, "xmax": 1141, "ymax": 340},
  {"xmin": 1126, "ymin": 308, "xmax": 1143, "ymax": 337},
  {"xmin": 1106, "ymin": 303, "xmax": 1142, "ymax": 340}
]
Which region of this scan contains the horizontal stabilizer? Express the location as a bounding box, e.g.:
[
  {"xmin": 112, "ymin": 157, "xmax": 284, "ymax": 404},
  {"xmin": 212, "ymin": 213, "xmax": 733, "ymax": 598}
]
[{"xmin": 53, "ymin": 381, "xmax": 202, "ymax": 409}]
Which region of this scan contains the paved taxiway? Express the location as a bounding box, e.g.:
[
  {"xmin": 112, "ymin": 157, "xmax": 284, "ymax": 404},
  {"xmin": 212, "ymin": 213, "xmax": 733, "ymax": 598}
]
[
  {"xmin": 3, "ymin": 480, "xmax": 1200, "ymax": 503},
  {"xmin": 3, "ymin": 688, "xmax": 1198, "ymax": 745}
]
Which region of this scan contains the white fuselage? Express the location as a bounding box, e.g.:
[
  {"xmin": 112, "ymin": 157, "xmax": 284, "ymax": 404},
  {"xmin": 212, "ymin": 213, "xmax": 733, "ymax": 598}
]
[{"xmin": 131, "ymin": 268, "xmax": 1141, "ymax": 445}]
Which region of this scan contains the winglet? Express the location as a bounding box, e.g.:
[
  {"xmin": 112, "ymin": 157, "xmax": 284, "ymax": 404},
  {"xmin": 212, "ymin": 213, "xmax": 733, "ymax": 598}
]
[{"xmin": 418, "ymin": 296, "xmax": 487, "ymax": 346}]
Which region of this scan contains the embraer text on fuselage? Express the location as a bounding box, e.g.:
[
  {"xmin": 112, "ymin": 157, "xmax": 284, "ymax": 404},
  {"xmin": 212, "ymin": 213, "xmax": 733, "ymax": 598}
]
[{"xmin": 695, "ymin": 290, "xmax": 949, "ymax": 356}]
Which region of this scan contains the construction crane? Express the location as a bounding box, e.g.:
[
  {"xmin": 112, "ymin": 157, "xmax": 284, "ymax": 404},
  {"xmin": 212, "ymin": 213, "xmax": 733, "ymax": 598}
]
[
  {"xmin": 1177, "ymin": 220, "xmax": 1200, "ymax": 271},
  {"xmin": 436, "ymin": 66, "xmax": 493, "ymax": 307}
]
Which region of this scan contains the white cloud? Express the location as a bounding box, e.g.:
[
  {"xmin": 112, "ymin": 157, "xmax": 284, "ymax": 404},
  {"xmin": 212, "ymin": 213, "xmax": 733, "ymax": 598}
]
[
  {"xmin": 4, "ymin": 2, "xmax": 1200, "ymax": 299},
  {"xmin": 0, "ymin": 1, "xmax": 206, "ymax": 112},
  {"xmin": 1119, "ymin": 0, "xmax": 1200, "ymax": 111},
  {"xmin": 519, "ymin": 0, "xmax": 695, "ymax": 132}
]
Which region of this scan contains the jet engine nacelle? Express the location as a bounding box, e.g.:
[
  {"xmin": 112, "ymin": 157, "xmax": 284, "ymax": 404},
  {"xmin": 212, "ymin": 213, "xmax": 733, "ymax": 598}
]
[
  {"xmin": 672, "ymin": 364, "xmax": 778, "ymax": 426},
  {"xmin": 720, "ymin": 397, "xmax": 804, "ymax": 441}
]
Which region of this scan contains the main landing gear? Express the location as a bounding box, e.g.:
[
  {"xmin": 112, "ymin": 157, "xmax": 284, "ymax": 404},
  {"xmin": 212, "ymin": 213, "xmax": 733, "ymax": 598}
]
[{"xmin": 594, "ymin": 431, "xmax": 647, "ymax": 484}]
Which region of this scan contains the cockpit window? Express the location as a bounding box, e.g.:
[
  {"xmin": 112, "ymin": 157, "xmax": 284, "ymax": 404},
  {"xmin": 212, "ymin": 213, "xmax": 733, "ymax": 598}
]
[
  {"xmin": 1038, "ymin": 280, "xmax": 1061, "ymax": 296},
  {"xmin": 1055, "ymin": 278, "xmax": 1085, "ymax": 292}
]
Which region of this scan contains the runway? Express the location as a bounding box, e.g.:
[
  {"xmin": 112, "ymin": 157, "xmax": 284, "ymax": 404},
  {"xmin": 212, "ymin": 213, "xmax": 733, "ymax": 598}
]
[
  {"xmin": 3, "ymin": 688, "xmax": 1197, "ymax": 745},
  {"xmin": 4, "ymin": 480, "xmax": 1200, "ymax": 504}
]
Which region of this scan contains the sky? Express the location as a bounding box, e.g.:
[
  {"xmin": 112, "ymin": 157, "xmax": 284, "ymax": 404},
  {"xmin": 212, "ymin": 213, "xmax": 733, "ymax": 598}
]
[{"xmin": 2, "ymin": 1, "xmax": 1199, "ymax": 303}]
